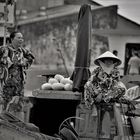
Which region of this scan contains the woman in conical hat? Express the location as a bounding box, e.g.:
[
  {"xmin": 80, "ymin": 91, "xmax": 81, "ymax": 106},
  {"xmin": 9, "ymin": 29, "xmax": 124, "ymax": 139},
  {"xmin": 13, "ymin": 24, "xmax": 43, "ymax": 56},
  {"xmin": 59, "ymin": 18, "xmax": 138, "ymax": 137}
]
[
  {"xmin": 84, "ymin": 51, "xmax": 126, "ymax": 139},
  {"xmin": 84, "ymin": 50, "xmax": 125, "ymax": 105}
]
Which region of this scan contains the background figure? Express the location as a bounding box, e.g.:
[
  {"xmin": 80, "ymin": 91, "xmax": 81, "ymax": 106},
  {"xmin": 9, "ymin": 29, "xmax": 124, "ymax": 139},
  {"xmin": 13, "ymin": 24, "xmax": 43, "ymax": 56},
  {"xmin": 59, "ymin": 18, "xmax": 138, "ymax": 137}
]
[
  {"xmin": 126, "ymin": 49, "xmax": 140, "ymax": 75},
  {"xmin": 1, "ymin": 31, "xmax": 34, "ymax": 110},
  {"xmin": 112, "ymin": 50, "xmax": 118, "ymax": 56}
]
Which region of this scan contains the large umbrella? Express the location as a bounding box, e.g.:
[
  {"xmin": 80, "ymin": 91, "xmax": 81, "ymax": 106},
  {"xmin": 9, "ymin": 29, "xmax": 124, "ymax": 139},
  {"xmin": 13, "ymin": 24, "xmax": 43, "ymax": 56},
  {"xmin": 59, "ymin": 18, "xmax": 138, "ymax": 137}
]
[{"xmin": 71, "ymin": 4, "xmax": 92, "ymax": 93}]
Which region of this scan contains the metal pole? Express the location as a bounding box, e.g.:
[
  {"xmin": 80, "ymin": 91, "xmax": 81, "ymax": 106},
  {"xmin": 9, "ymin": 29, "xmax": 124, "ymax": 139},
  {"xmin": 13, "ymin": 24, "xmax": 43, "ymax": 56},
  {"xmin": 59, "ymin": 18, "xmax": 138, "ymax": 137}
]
[{"xmin": 3, "ymin": 0, "xmax": 8, "ymax": 46}]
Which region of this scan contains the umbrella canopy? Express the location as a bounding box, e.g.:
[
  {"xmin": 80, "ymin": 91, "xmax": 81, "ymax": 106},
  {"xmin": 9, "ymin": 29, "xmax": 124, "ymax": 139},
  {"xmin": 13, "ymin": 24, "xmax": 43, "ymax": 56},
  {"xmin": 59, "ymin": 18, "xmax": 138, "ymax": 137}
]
[{"xmin": 71, "ymin": 4, "xmax": 92, "ymax": 92}]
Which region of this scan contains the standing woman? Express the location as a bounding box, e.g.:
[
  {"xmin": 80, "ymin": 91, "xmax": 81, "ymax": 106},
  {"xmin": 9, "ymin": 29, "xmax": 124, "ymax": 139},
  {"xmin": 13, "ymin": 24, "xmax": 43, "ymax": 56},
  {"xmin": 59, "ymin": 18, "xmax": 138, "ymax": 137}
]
[
  {"xmin": 1, "ymin": 31, "xmax": 34, "ymax": 110},
  {"xmin": 84, "ymin": 51, "xmax": 127, "ymax": 139}
]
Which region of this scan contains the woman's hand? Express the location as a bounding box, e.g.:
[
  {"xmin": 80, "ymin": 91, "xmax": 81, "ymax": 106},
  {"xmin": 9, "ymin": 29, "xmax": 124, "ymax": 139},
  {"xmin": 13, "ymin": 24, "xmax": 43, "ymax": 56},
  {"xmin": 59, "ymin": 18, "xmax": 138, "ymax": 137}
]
[{"xmin": 95, "ymin": 94, "xmax": 102, "ymax": 102}]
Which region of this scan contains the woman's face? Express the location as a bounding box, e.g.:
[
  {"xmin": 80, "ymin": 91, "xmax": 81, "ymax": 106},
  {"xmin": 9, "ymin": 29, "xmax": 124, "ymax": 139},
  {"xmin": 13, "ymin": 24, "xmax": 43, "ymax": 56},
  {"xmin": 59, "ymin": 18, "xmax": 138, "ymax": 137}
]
[
  {"xmin": 12, "ymin": 32, "xmax": 24, "ymax": 48},
  {"xmin": 103, "ymin": 59, "xmax": 114, "ymax": 66},
  {"xmin": 98, "ymin": 59, "xmax": 115, "ymax": 74}
]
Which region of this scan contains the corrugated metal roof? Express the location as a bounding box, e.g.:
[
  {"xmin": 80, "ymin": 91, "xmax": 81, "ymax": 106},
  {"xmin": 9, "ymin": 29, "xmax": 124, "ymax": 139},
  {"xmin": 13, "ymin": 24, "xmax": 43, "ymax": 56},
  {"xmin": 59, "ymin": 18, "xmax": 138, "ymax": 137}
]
[
  {"xmin": 16, "ymin": 4, "xmax": 140, "ymax": 35},
  {"xmin": 17, "ymin": 5, "xmax": 101, "ymax": 25}
]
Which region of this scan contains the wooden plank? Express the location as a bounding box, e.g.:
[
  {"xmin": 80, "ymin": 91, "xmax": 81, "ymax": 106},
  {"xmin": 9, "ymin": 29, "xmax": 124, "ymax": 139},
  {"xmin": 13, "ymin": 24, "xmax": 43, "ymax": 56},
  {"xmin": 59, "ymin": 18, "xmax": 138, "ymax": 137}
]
[{"xmin": 32, "ymin": 89, "xmax": 82, "ymax": 100}]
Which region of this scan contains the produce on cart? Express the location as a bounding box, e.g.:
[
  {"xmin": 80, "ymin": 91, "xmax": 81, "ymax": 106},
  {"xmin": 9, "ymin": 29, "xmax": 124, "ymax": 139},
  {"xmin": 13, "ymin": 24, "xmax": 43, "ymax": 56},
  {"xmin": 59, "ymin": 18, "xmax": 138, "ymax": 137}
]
[{"xmin": 41, "ymin": 74, "xmax": 73, "ymax": 91}]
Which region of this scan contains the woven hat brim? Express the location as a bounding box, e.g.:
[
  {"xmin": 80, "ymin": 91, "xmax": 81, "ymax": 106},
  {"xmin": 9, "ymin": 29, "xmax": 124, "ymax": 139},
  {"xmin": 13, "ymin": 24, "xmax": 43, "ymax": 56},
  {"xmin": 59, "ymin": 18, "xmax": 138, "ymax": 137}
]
[
  {"xmin": 94, "ymin": 51, "xmax": 122, "ymax": 66},
  {"xmin": 94, "ymin": 57, "xmax": 122, "ymax": 66}
]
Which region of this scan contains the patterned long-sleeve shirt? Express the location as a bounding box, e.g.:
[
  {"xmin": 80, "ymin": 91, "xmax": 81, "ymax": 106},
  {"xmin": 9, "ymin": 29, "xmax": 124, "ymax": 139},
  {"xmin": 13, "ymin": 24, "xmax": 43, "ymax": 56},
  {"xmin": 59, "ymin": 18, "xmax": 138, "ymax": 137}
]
[
  {"xmin": 0, "ymin": 45, "xmax": 34, "ymax": 107},
  {"xmin": 84, "ymin": 67, "xmax": 126, "ymax": 109}
]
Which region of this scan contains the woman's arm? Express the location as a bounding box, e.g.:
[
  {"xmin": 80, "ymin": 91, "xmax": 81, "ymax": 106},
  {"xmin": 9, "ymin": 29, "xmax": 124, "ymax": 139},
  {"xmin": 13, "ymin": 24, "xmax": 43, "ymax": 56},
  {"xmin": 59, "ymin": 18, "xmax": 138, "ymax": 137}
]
[{"xmin": 21, "ymin": 48, "xmax": 35, "ymax": 69}]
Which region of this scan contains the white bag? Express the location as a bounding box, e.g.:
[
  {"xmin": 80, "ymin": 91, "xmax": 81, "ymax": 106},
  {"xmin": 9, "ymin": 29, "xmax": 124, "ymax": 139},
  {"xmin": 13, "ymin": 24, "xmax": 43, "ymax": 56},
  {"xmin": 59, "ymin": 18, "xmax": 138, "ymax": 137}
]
[{"xmin": 131, "ymin": 117, "xmax": 140, "ymax": 134}]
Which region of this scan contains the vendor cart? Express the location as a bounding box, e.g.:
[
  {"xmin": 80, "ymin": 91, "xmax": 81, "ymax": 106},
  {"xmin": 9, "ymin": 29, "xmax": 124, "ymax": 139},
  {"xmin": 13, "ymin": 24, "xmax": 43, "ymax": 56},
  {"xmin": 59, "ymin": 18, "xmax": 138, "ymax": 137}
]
[
  {"xmin": 29, "ymin": 88, "xmax": 140, "ymax": 140},
  {"xmin": 30, "ymin": 89, "xmax": 81, "ymax": 136}
]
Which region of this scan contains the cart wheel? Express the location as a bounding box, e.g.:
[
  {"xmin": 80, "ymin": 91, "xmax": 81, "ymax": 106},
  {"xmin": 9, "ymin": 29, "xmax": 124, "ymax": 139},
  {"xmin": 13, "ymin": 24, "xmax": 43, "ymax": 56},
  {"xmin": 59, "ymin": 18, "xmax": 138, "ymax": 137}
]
[{"xmin": 58, "ymin": 116, "xmax": 84, "ymax": 140}]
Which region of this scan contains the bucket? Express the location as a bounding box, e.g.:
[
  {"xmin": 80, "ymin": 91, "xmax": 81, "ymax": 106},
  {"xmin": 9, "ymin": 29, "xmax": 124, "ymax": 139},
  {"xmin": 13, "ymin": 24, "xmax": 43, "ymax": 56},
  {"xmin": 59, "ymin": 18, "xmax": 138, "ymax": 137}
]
[{"xmin": 131, "ymin": 117, "xmax": 140, "ymax": 134}]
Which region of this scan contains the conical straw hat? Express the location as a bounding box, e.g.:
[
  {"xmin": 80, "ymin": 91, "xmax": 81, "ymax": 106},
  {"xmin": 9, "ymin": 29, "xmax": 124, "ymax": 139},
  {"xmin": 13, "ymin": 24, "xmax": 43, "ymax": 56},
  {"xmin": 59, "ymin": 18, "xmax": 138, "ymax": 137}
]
[{"xmin": 94, "ymin": 51, "xmax": 122, "ymax": 66}]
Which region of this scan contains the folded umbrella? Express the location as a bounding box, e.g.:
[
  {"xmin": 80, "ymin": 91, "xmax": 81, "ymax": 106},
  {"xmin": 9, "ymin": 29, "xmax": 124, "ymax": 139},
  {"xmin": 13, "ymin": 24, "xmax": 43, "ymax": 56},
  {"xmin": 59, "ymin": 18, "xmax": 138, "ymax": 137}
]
[{"xmin": 71, "ymin": 4, "xmax": 92, "ymax": 93}]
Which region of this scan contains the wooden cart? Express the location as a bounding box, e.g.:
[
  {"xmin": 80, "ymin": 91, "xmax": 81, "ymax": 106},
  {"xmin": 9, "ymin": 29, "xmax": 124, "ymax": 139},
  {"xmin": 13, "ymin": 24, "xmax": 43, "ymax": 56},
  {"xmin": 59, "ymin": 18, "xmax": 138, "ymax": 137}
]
[{"xmin": 31, "ymin": 89, "xmax": 140, "ymax": 140}]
